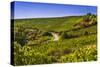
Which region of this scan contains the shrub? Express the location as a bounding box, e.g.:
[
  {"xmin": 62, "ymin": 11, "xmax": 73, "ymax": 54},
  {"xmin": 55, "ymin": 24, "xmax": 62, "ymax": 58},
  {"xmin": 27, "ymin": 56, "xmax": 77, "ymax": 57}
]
[
  {"xmin": 60, "ymin": 31, "xmax": 69, "ymax": 39},
  {"xmin": 58, "ymin": 45, "xmax": 97, "ymax": 63}
]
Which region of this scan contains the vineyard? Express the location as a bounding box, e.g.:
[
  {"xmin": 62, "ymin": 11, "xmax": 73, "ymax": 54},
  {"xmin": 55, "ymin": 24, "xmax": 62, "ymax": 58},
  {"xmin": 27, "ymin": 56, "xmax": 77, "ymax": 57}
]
[{"xmin": 12, "ymin": 13, "xmax": 97, "ymax": 65}]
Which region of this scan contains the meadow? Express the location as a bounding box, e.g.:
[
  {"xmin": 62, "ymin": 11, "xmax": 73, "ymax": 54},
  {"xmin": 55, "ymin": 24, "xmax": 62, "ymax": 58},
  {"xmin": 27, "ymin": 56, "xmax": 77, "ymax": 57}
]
[{"xmin": 12, "ymin": 13, "xmax": 97, "ymax": 65}]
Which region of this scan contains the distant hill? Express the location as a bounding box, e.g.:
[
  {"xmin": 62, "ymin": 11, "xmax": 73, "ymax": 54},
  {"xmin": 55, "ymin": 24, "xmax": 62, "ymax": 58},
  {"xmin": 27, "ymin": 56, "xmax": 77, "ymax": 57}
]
[{"xmin": 14, "ymin": 16, "xmax": 84, "ymax": 32}]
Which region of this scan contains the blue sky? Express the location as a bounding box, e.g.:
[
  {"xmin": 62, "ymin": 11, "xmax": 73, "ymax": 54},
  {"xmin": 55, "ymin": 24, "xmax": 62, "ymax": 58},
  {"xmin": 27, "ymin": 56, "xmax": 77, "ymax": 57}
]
[{"xmin": 11, "ymin": 1, "xmax": 97, "ymax": 19}]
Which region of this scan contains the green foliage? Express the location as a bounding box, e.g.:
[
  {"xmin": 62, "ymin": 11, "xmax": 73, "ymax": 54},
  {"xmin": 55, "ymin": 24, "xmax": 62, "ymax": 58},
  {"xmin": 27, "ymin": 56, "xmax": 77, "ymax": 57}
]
[
  {"xmin": 83, "ymin": 13, "xmax": 97, "ymax": 26},
  {"xmin": 14, "ymin": 42, "xmax": 57, "ymax": 65},
  {"xmin": 84, "ymin": 31, "xmax": 88, "ymax": 35},
  {"xmin": 58, "ymin": 45, "xmax": 97, "ymax": 62},
  {"xmin": 14, "ymin": 27, "xmax": 27, "ymax": 46},
  {"xmin": 60, "ymin": 31, "xmax": 69, "ymax": 39},
  {"xmin": 42, "ymin": 32, "xmax": 52, "ymax": 36},
  {"xmin": 12, "ymin": 14, "xmax": 97, "ymax": 65}
]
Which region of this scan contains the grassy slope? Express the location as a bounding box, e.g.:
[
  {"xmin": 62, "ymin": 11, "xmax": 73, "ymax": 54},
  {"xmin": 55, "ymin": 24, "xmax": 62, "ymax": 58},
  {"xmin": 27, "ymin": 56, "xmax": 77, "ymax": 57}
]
[
  {"xmin": 14, "ymin": 16, "xmax": 83, "ymax": 32},
  {"xmin": 13, "ymin": 16, "xmax": 97, "ymax": 65}
]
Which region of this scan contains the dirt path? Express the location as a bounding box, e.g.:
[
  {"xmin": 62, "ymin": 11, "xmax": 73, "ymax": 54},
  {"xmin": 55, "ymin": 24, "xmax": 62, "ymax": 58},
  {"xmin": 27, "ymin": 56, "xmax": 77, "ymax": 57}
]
[{"xmin": 51, "ymin": 32, "xmax": 59, "ymax": 41}]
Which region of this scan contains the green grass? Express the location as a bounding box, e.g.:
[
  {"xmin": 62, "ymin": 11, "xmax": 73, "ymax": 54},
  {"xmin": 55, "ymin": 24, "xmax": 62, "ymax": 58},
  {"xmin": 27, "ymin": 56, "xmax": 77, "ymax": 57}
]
[
  {"xmin": 12, "ymin": 15, "xmax": 97, "ymax": 65},
  {"xmin": 14, "ymin": 16, "xmax": 83, "ymax": 32}
]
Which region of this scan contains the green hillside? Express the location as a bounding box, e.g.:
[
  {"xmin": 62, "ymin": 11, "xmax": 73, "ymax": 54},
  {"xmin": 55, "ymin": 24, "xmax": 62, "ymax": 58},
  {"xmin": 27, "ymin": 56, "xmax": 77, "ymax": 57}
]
[{"xmin": 12, "ymin": 14, "xmax": 97, "ymax": 65}]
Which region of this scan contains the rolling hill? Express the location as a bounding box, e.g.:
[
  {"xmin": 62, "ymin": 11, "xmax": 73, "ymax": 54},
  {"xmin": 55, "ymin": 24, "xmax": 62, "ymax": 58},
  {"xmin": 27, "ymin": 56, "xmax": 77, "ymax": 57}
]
[{"xmin": 12, "ymin": 14, "xmax": 97, "ymax": 65}]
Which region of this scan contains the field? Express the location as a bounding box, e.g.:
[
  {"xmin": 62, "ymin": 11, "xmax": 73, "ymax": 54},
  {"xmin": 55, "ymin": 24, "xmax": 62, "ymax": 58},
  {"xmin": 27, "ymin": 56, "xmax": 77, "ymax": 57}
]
[{"xmin": 12, "ymin": 14, "xmax": 97, "ymax": 65}]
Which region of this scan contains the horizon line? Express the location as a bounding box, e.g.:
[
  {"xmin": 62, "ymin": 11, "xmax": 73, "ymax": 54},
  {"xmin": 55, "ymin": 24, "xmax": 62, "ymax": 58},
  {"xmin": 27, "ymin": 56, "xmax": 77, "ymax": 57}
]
[{"xmin": 12, "ymin": 14, "xmax": 97, "ymax": 20}]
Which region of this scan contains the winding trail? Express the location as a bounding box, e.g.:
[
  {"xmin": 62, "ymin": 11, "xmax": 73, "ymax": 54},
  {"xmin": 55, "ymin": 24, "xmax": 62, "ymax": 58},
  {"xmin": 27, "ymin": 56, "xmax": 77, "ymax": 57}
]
[{"xmin": 51, "ymin": 32, "xmax": 59, "ymax": 41}]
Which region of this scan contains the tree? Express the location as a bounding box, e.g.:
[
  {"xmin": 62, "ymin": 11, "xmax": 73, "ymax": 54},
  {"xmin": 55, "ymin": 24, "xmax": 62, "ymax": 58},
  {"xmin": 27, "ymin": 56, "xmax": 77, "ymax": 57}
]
[{"xmin": 15, "ymin": 26, "xmax": 27, "ymax": 46}]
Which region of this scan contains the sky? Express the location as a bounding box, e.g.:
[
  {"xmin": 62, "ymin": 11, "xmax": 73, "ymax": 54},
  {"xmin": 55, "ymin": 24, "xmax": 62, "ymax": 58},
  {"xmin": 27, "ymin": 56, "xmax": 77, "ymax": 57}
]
[{"xmin": 11, "ymin": 1, "xmax": 97, "ymax": 19}]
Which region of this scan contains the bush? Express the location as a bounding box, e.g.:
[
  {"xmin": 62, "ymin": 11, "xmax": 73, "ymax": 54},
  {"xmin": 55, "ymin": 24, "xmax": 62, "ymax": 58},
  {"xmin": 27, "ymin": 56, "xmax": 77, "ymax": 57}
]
[
  {"xmin": 42, "ymin": 32, "xmax": 52, "ymax": 36},
  {"xmin": 14, "ymin": 43, "xmax": 56, "ymax": 65},
  {"xmin": 58, "ymin": 45, "xmax": 97, "ymax": 63},
  {"xmin": 60, "ymin": 32, "xmax": 69, "ymax": 39},
  {"xmin": 84, "ymin": 31, "xmax": 88, "ymax": 35}
]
